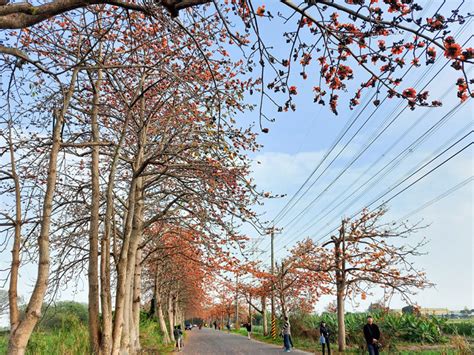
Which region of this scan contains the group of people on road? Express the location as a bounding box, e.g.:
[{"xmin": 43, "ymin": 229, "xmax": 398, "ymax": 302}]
[
  {"xmin": 191, "ymin": 315, "xmax": 381, "ymax": 354},
  {"xmin": 280, "ymin": 315, "xmax": 381, "ymax": 354}
]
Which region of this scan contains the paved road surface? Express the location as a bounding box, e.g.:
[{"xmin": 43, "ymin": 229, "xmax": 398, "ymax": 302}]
[{"xmin": 174, "ymin": 328, "xmax": 312, "ymax": 355}]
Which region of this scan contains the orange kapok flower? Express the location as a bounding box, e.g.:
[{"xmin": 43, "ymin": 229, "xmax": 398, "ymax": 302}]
[{"xmin": 403, "ymin": 88, "xmax": 417, "ymax": 99}]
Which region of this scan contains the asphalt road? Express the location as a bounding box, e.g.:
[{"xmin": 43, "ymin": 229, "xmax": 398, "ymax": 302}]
[{"xmin": 174, "ymin": 327, "xmax": 312, "ymax": 355}]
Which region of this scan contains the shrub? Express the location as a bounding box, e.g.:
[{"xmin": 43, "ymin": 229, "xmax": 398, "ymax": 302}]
[
  {"xmin": 27, "ymin": 319, "xmax": 89, "ymax": 354},
  {"xmin": 35, "ymin": 301, "xmax": 88, "ymax": 331}
]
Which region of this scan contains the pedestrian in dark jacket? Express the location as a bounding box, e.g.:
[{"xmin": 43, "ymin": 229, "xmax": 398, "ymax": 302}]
[
  {"xmin": 363, "ymin": 316, "xmax": 381, "ymax": 355},
  {"xmin": 281, "ymin": 316, "xmax": 291, "ymax": 352},
  {"xmin": 319, "ymin": 321, "xmax": 331, "ymax": 355},
  {"xmin": 245, "ymin": 322, "xmax": 252, "ymax": 339}
]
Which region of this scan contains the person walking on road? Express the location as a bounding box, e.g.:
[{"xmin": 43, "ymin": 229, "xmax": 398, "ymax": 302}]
[
  {"xmin": 319, "ymin": 321, "xmax": 331, "ymax": 355},
  {"xmin": 282, "ymin": 316, "xmax": 291, "ymax": 352},
  {"xmin": 363, "ymin": 316, "xmax": 381, "ymax": 355},
  {"xmin": 245, "ymin": 322, "xmax": 252, "ymax": 339},
  {"xmin": 213, "ymin": 320, "xmax": 217, "ymax": 330},
  {"xmin": 173, "ymin": 325, "xmax": 183, "ymax": 352}
]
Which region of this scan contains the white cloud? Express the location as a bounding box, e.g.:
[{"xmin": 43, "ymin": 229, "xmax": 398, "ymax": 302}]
[{"xmin": 249, "ymin": 147, "xmax": 473, "ymax": 311}]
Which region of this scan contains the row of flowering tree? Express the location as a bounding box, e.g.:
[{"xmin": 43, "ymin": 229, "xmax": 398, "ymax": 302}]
[
  {"xmin": 230, "ymin": 208, "xmax": 432, "ymax": 351},
  {"xmin": 0, "ymin": 1, "xmax": 471, "ymax": 354},
  {"xmin": 1, "ymin": 4, "xmax": 263, "ymax": 354}
]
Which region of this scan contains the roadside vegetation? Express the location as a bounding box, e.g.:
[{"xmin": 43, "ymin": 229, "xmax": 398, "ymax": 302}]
[
  {"xmin": 0, "ymin": 302, "xmax": 171, "ymax": 354},
  {"xmin": 232, "ymin": 311, "xmax": 473, "ymax": 354}
]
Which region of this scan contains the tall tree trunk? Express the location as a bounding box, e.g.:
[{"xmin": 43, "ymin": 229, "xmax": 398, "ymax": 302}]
[
  {"xmin": 100, "ymin": 112, "xmax": 130, "ymax": 355},
  {"xmin": 7, "ymin": 115, "xmax": 22, "ymax": 336},
  {"xmin": 131, "ymin": 248, "xmax": 142, "ymax": 352},
  {"xmin": 280, "ymin": 289, "xmax": 288, "ymax": 320},
  {"xmin": 111, "ymin": 72, "xmax": 148, "ymax": 355},
  {"xmin": 248, "ymin": 295, "xmax": 252, "ymax": 323},
  {"xmin": 335, "ymin": 226, "xmax": 346, "ymax": 352},
  {"xmin": 88, "ymin": 64, "xmax": 102, "ymax": 355},
  {"xmin": 111, "ymin": 178, "xmax": 138, "ymax": 355},
  {"xmin": 121, "ymin": 127, "xmax": 145, "ymax": 354},
  {"xmin": 118, "ymin": 181, "xmax": 142, "ymax": 354},
  {"xmin": 173, "ymin": 294, "xmax": 178, "ymax": 328},
  {"xmin": 278, "ymin": 266, "xmax": 288, "ymax": 320},
  {"xmin": 155, "ymin": 283, "xmax": 170, "ymax": 344},
  {"xmin": 168, "ymin": 292, "xmax": 175, "ymax": 342},
  {"xmin": 336, "ymin": 281, "xmax": 346, "ymax": 351},
  {"xmin": 8, "ymin": 68, "xmax": 78, "ymax": 355},
  {"xmin": 121, "ymin": 272, "xmax": 132, "ymax": 352},
  {"xmin": 262, "ymin": 296, "xmax": 268, "ymax": 336}
]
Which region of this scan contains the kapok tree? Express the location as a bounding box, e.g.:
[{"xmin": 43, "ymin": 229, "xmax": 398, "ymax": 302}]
[
  {"xmin": 239, "ymin": 273, "xmax": 272, "ymax": 336},
  {"xmin": 3, "ymin": 4, "xmax": 263, "ymax": 353},
  {"xmin": 2, "ymin": 1, "xmax": 472, "ymax": 124},
  {"xmin": 291, "ymin": 207, "xmax": 433, "ymax": 351},
  {"xmin": 272, "ymin": 256, "xmax": 331, "ymax": 319},
  {"xmin": 142, "ymin": 225, "xmax": 209, "ymax": 344}
]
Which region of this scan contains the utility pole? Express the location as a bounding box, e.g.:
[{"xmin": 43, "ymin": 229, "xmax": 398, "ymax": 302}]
[
  {"xmin": 336, "ymin": 219, "xmax": 346, "ymax": 351},
  {"xmin": 235, "ymin": 273, "xmax": 239, "ymax": 329},
  {"xmin": 270, "ymin": 229, "xmax": 277, "ymax": 339}
]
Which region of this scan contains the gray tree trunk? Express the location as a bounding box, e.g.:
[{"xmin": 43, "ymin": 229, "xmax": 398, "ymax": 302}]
[{"xmin": 8, "ymin": 69, "xmax": 78, "ymax": 355}]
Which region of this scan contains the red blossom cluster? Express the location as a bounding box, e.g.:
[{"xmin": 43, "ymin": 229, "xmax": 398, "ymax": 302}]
[
  {"xmin": 256, "ymin": 5, "xmax": 265, "ymax": 17},
  {"xmin": 456, "ymin": 78, "xmax": 469, "ymax": 102},
  {"xmin": 427, "ymin": 47, "xmax": 437, "ymax": 60},
  {"xmin": 383, "ymin": 0, "xmax": 410, "ymax": 14},
  {"xmin": 426, "ymin": 15, "xmax": 446, "ymax": 31},
  {"xmin": 443, "ymin": 36, "xmax": 462, "ymax": 59},
  {"xmin": 402, "ymin": 88, "xmax": 417, "ymax": 99},
  {"xmin": 300, "ymin": 53, "xmax": 312, "ymax": 66}
]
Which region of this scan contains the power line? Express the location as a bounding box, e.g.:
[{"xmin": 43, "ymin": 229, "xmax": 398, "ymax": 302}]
[
  {"xmin": 271, "ymin": 93, "xmax": 374, "ymax": 225},
  {"xmin": 277, "ymin": 30, "xmax": 473, "ymax": 235},
  {"xmin": 275, "ymin": 117, "xmax": 471, "ymax": 255},
  {"xmin": 398, "ymin": 176, "xmax": 473, "ymax": 221},
  {"xmin": 291, "ymin": 101, "xmax": 468, "ymax": 240},
  {"xmin": 269, "ymin": 0, "xmax": 452, "ymax": 229},
  {"xmin": 370, "ymin": 141, "xmax": 472, "ymax": 209},
  {"xmin": 252, "ymin": 0, "xmax": 466, "ymax": 260},
  {"xmin": 308, "ymin": 120, "xmax": 471, "ymax": 240},
  {"xmin": 314, "ymin": 138, "xmax": 473, "ymax": 244},
  {"xmin": 269, "ymin": 30, "xmax": 473, "ymax": 255}
]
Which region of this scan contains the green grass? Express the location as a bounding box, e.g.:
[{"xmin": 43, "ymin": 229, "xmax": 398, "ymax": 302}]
[
  {"xmin": 139, "ymin": 318, "xmax": 175, "ymax": 353},
  {"xmin": 0, "ymin": 323, "xmax": 89, "ymax": 354},
  {"xmin": 443, "ymin": 319, "xmax": 473, "ymax": 336},
  {"xmin": 446, "ymin": 318, "xmax": 474, "ymax": 324},
  {"xmin": 0, "ymin": 318, "xmax": 173, "ymax": 354}
]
